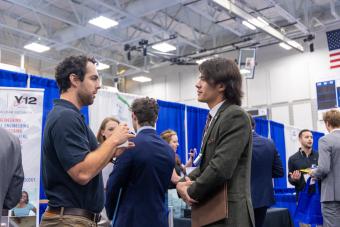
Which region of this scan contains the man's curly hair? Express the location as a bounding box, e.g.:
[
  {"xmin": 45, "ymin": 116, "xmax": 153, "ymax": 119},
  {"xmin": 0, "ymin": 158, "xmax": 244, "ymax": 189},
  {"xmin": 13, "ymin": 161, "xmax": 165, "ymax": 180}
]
[
  {"xmin": 55, "ymin": 55, "xmax": 97, "ymax": 93},
  {"xmin": 130, "ymin": 97, "xmax": 159, "ymax": 127}
]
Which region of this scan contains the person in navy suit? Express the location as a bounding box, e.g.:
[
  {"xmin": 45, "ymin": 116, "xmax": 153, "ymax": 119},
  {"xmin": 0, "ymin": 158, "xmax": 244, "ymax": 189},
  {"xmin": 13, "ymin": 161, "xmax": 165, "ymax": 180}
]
[
  {"xmin": 250, "ymin": 116, "xmax": 284, "ymax": 227},
  {"xmin": 105, "ymin": 97, "xmax": 175, "ymax": 227}
]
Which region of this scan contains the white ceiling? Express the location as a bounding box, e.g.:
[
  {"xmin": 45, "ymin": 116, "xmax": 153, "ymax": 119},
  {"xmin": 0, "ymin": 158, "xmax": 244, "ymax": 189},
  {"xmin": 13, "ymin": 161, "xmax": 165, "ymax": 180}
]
[{"xmin": 0, "ymin": 0, "xmax": 339, "ymax": 84}]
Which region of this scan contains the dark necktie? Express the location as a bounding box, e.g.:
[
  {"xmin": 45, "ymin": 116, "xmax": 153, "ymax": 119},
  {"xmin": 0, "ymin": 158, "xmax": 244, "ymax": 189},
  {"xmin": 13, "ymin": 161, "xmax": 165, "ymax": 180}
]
[{"xmin": 203, "ymin": 113, "xmax": 212, "ymax": 137}]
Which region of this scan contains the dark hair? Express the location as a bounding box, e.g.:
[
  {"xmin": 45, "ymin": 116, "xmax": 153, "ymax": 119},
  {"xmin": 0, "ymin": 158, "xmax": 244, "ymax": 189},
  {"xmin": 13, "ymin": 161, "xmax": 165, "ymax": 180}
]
[
  {"xmin": 130, "ymin": 97, "xmax": 159, "ymax": 127},
  {"xmin": 323, "ymin": 109, "xmax": 340, "ymax": 128},
  {"xmin": 298, "ymin": 129, "xmax": 312, "ymax": 138},
  {"xmin": 96, "ymin": 117, "xmax": 120, "ymax": 144},
  {"xmin": 22, "ymin": 191, "xmax": 29, "ymax": 204},
  {"xmin": 199, "ymin": 58, "xmax": 243, "ymax": 106},
  {"xmin": 55, "ymin": 55, "xmax": 97, "ymax": 93}
]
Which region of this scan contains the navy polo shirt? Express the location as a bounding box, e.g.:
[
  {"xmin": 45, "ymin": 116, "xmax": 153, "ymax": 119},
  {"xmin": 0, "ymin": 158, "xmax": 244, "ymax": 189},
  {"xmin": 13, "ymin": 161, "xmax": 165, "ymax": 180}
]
[{"xmin": 42, "ymin": 99, "xmax": 104, "ymax": 213}]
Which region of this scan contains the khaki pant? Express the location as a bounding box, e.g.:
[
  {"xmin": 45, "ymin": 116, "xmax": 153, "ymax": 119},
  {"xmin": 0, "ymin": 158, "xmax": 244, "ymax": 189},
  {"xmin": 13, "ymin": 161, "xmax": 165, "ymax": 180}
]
[
  {"xmin": 40, "ymin": 211, "xmax": 97, "ymax": 227},
  {"xmin": 299, "ymin": 223, "xmax": 323, "ymax": 227},
  {"xmin": 299, "ymin": 224, "xmax": 311, "ymax": 227}
]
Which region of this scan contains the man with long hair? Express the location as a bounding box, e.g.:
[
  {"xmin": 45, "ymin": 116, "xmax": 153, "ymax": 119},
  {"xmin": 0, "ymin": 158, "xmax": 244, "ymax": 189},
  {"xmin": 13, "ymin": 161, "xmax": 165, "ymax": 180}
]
[{"xmin": 176, "ymin": 58, "xmax": 255, "ymax": 227}]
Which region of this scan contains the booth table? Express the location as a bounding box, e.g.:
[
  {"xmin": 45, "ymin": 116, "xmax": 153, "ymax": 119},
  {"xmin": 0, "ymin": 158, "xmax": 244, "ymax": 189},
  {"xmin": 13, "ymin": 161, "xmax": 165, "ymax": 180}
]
[{"xmin": 174, "ymin": 207, "xmax": 293, "ymax": 227}]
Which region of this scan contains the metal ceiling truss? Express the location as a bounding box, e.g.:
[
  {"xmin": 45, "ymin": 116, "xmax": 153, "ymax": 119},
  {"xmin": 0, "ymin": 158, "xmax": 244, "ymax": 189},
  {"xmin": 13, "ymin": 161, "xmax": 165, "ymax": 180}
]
[{"xmin": 0, "ymin": 0, "xmax": 338, "ymax": 81}]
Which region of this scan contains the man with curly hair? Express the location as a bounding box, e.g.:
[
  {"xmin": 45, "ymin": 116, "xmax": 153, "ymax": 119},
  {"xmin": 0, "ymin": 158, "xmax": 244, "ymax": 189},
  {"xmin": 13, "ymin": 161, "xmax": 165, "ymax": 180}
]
[{"xmin": 40, "ymin": 55, "xmax": 134, "ymax": 226}]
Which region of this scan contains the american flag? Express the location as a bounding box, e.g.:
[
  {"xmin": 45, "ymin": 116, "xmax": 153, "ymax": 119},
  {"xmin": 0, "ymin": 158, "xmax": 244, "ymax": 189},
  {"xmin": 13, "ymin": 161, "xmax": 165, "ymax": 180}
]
[{"xmin": 327, "ymin": 29, "xmax": 340, "ymax": 70}]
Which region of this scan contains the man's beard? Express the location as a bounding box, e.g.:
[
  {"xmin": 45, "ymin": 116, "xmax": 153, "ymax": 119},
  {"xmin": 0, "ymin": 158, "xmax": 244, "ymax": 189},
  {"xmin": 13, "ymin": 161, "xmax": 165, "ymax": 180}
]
[{"xmin": 78, "ymin": 91, "xmax": 93, "ymax": 106}]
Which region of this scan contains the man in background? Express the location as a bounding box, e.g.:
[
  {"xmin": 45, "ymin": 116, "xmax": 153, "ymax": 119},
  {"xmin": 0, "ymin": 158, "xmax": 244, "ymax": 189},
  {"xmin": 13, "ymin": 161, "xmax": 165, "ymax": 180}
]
[
  {"xmin": 310, "ymin": 109, "xmax": 340, "ymax": 227},
  {"xmin": 105, "ymin": 97, "xmax": 175, "ymax": 227},
  {"xmin": 0, "ymin": 127, "xmax": 24, "ymax": 218},
  {"xmin": 40, "ymin": 55, "xmax": 134, "ymax": 226},
  {"xmin": 288, "ymin": 129, "xmax": 318, "ymax": 227},
  {"xmin": 250, "ymin": 117, "xmax": 284, "ymax": 227},
  {"xmin": 288, "ymin": 129, "xmax": 318, "ymax": 200}
]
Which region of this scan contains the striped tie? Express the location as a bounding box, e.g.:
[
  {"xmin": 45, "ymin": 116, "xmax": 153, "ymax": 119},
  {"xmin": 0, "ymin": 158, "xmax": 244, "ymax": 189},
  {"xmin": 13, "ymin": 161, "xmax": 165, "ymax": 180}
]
[{"xmin": 203, "ymin": 113, "xmax": 212, "ymax": 137}]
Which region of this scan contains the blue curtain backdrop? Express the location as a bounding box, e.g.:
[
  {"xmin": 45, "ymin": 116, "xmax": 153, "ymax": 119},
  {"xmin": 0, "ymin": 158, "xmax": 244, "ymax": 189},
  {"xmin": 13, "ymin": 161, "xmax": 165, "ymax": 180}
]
[
  {"xmin": 186, "ymin": 106, "xmax": 209, "ymax": 163},
  {"xmin": 156, "ymin": 100, "xmax": 186, "ymax": 162},
  {"xmin": 311, "ymin": 131, "xmax": 324, "ymax": 151},
  {"xmin": 30, "ymin": 76, "xmax": 59, "ymax": 219},
  {"xmin": 254, "ymin": 117, "xmax": 269, "ymax": 137},
  {"xmin": 0, "ymin": 69, "xmax": 28, "ymax": 87},
  {"xmin": 270, "ymin": 121, "xmax": 287, "ymax": 188}
]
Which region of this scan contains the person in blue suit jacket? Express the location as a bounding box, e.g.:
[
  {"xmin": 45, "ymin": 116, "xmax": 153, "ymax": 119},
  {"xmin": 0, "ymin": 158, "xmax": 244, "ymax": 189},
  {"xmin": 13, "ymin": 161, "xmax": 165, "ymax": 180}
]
[
  {"xmin": 105, "ymin": 97, "xmax": 175, "ymax": 227},
  {"xmin": 250, "ymin": 116, "xmax": 284, "ymax": 227}
]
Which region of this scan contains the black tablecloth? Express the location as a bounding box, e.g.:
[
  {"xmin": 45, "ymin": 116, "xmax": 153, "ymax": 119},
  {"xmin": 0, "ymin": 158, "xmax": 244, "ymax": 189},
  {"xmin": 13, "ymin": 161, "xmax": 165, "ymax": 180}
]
[
  {"xmin": 174, "ymin": 207, "xmax": 293, "ymax": 227},
  {"xmin": 263, "ymin": 208, "xmax": 293, "ymax": 227}
]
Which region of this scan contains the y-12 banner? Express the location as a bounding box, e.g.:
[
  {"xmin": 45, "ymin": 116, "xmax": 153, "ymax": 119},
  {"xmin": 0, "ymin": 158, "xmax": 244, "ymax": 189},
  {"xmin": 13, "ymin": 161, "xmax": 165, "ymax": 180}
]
[{"xmin": 0, "ymin": 87, "xmax": 44, "ymax": 227}]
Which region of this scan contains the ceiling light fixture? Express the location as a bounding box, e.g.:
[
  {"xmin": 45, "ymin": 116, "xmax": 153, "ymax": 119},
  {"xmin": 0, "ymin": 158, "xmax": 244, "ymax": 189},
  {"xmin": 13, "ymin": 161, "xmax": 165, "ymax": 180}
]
[
  {"xmin": 151, "ymin": 42, "xmax": 176, "ymax": 52},
  {"xmin": 242, "ymin": 20, "xmax": 256, "ymax": 30},
  {"xmin": 240, "ymin": 68, "xmax": 251, "ymax": 74},
  {"xmin": 256, "ymin": 17, "xmax": 269, "ymax": 26},
  {"xmin": 24, "ymin": 42, "xmax": 50, "ymax": 53},
  {"xmin": 248, "ymin": 17, "xmax": 269, "ymax": 28},
  {"xmin": 279, "ymin": 42, "xmax": 292, "ymax": 50},
  {"xmin": 96, "ymin": 62, "xmax": 110, "ymax": 70},
  {"xmin": 132, "ymin": 76, "xmax": 152, "ymax": 83},
  {"xmin": 196, "ymin": 57, "xmax": 212, "ymax": 65},
  {"xmin": 88, "ymin": 16, "xmax": 118, "ymax": 29},
  {"xmin": 213, "ymin": 0, "xmax": 304, "ymax": 52}
]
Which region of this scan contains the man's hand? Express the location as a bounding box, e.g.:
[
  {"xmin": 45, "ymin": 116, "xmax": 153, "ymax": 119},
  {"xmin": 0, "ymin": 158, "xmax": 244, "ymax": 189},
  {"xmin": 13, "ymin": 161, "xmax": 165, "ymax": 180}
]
[
  {"xmin": 113, "ymin": 142, "xmax": 135, "ymax": 157},
  {"xmin": 290, "ymin": 170, "xmax": 301, "ymax": 181},
  {"xmin": 109, "ymin": 123, "xmax": 135, "ymax": 145},
  {"xmin": 171, "ymin": 169, "xmax": 180, "ymax": 185},
  {"xmin": 188, "ymin": 151, "xmax": 195, "ymax": 159},
  {"xmin": 306, "ymin": 168, "xmax": 317, "ymax": 179},
  {"xmin": 176, "ymin": 177, "xmax": 198, "ymax": 206}
]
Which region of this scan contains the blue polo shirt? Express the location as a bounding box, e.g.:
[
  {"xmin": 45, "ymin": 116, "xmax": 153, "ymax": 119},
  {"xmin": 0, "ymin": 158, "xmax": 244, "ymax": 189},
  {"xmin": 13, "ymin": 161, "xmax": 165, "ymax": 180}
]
[{"xmin": 42, "ymin": 99, "xmax": 104, "ymax": 213}]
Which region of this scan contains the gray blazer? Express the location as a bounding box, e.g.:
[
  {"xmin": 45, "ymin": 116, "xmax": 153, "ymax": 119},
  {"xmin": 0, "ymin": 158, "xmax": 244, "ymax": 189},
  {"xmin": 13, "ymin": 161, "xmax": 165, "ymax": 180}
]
[
  {"xmin": 187, "ymin": 102, "xmax": 255, "ymax": 227},
  {"xmin": 313, "ymin": 130, "xmax": 340, "ymax": 202},
  {"xmin": 0, "ymin": 128, "xmax": 24, "ymax": 215}
]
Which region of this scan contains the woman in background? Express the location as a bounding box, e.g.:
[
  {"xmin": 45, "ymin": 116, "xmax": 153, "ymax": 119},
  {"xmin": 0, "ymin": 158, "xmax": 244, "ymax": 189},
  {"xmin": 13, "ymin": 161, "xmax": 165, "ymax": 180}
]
[
  {"xmin": 97, "ymin": 116, "xmax": 121, "ymax": 183},
  {"xmin": 97, "ymin": 117, "xmax": 120, "ymax": 145},
  {"xmin": 97, "ymin": 116, "xmax": 121, "ymax": 185},
  {"xmin": 12, "ymin": 191, "xmax": 36, "ymax": 217},
  {"xmin": 161, "ymin": 129, "xmax": 194, "ymax": 218},
  {"xmin": 96, "ymin": 117, "xmax": 121, "ymax": 227}
]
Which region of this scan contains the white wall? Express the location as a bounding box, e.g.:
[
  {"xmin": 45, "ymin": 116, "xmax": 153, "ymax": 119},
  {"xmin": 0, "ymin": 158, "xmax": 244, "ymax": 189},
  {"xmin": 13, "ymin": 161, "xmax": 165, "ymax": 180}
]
[
  {"xmin": 125, "ymin": 64, "xmax": 209, "ymax": 109},
  {"xmin": 125, "ymin": 26, "xmax": 340, "ymax": 132}
]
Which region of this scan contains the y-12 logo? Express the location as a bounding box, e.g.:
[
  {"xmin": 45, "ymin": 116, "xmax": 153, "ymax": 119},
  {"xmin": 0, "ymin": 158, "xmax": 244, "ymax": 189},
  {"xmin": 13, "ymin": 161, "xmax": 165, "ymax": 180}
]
[{"xmin": 14, "ymin": 96, "xmax": 37, "ymax": 105}]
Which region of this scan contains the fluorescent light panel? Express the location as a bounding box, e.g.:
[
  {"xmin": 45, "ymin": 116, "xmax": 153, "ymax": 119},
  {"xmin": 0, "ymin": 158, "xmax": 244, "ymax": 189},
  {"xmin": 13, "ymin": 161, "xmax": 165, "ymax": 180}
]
[
  {"xmin": 132, "ymin": 76, "xmax": 152, "ymax": 83},
  {"xmin": 151, "ymin": 42, "xmax": 176, "ymax": 52},
  {"xmin": 88, "ymin": 16, "xmax": 118, "ymax": 29},
  {"xmin": 279, "ymin": 42, "xmax": 292, "ymax": 50},
  {"xmin": 96, "ymin": 62, "xmax": 110, "ymax": 70},
  {"xmin": 242, "ymin": 20, "xmax": 256, "ymax": 30},
  {"xmin": 196, "ymin": 59, "xmax": 205, "ymax": 65},
  {"xmin": 240, "ymin": 68, "xmax": 251, "ymax": 74},
  {"xmin": 213, "ymin": 0, "xmax": 304, "ymax": 52},
  {"xmin": 248, "ymin": 17, "xmax": 269, "ymax": 28},
  {"xmin": 256, "ymin": 17, "xmax": 269, "ymax": 26},
  {"xmin": 24, "ymin": 42, "xmax": 50, "ymax": 53}
]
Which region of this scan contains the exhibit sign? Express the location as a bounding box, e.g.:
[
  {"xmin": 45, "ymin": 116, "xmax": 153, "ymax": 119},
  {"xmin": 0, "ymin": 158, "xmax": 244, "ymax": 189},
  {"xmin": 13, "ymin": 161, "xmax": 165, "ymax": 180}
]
[{"xmin": 0, "ymin": 87, "xmax": 44, "ymax": 227}]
